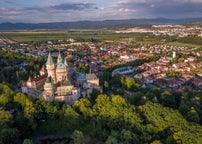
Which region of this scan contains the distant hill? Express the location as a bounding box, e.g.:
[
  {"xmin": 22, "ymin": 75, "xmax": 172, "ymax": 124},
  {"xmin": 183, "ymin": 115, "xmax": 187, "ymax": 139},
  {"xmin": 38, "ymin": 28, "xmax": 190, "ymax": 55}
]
[{"xmin": 1, "ymin": 18, "xmax": 202, "ymax": 31}]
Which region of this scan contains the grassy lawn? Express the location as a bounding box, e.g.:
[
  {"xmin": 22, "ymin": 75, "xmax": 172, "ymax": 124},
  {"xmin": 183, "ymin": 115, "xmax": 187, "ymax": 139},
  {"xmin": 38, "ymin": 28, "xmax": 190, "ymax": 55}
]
[{"xmin": 167, "ymin": 42, "xmax": 202, "ymax": 48}]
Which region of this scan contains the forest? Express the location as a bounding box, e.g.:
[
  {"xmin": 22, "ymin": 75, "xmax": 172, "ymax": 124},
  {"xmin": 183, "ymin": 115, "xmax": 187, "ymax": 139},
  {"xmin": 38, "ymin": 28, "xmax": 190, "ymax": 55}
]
[
  {"xmin": 0, "ymin": 49, "xmax": 45, "ymax": 88},
  {"xmin": 0, "ymin": 79, "xmax": 202, "ymax": 144}
]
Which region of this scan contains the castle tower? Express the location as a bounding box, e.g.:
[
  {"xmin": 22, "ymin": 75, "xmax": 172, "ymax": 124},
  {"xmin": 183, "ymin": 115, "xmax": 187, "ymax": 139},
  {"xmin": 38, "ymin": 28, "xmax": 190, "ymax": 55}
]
[
  {"xmin": 56, "ymin": 51, "xmax": 68, "ymax": 82},
  {"xmin": 43, "ymin": 76, "xmax": 55, "ymax": 101},
  {"xmin": 46, "ymin": 51, "xmax": 56, "ymax": 82}
]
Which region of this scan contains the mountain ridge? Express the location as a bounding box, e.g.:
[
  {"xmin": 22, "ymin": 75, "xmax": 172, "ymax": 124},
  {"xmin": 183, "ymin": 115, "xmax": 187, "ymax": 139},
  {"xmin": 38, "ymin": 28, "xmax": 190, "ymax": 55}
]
[{"xmin": 1, "ymin": 17, "xmax": 202, "ymax": 31}]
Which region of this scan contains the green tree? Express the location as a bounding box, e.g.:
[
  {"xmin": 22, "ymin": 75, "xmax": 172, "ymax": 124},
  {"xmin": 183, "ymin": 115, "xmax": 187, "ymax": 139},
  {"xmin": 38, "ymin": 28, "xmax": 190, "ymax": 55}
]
[
  {"xmin": 22, "ymin": 139, "xmax": 33, "ymax": 144},
  {"xmin": 125, "ymin": 78, "xmax": 135, "ymax": 90},
  {"xmin": 179, "ymin": 102, "xmax": 189, "ymax": 115},
  {"xmin": 120, "ymin": 129, "xmax": 138, "ymax": 144},
  {"xmin": 74, "ymin": 98, "xmax": 93, "ymax": 118},
  {"xmin": 76, "ymin": 64, "xmax": 89, "ymax": 73},
  {"xmin": 0, "ymin": 128, "xmax": 19, "ymax": 144},
  {"xmin": 104, "ymin": 81, "xmax": 109, "ymax": 92},
  {"xmin": 160, "ymin": 91, "xmax": 177, "ymax": 108},
  {"xmin": 111, "ymin": 75, "xmax": 121, "ymax": 88},
  {"xmin": 105, "ymin": 136, "xmax": 118, "ymax": 144},
  {"xmin": 71, "ymin": 130, "xmax": 85, "ymax": 144},
  {"xmin": 185, "ymin": 107, "xmax": 200, "ymax": 123},
  {"xmin": 0, "ymin": 110, "xmax": 12, "ymax": 128},
  {"xmin": 0, "ymin": 83, "xmax": 14, "ymax": 106},
  {"xmin": 14, "ymin": 93, "xmax": 36, "ymax": 120},
  {"xmin": 125, "ymin": 78, "xmax": 140, "ymax": 91},
  {"xmin": 151, "ymin": 140, "xmax": 162, "ymax": 144}
]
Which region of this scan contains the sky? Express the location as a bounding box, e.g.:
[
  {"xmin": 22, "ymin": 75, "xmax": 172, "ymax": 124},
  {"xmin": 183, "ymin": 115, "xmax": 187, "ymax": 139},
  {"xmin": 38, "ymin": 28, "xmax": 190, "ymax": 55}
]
[{"xmin": 0, "ymin": 0, "xmax": 202, "ymax": 23}]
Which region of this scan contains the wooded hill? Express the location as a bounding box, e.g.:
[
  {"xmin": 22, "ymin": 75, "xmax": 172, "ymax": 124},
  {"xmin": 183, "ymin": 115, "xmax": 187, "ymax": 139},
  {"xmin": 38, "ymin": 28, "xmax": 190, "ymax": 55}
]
[{"xmin": 1, "ymin": 17, "xmax": 202, "ymax": 31}]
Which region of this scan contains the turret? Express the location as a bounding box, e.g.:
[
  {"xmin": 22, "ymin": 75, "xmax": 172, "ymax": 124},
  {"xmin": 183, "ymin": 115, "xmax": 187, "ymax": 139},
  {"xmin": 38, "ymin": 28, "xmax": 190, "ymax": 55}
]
[
  {"xmin": 64, "ymin": 58, "xmax": 68, "ymax": 66},
  {"xmin": 44, "ymin": 76, "xmax": 54, "ymax": 90},
  {"xmin": 43, "ymin": 76, "xmax": 55, "ymax": 101},
  {"xmin": 46, "ymin": 51, "xmax": 56, "ymax": 82},
  {"xmin": 57, "ymin": 50, "xmax": 63, "ymax": 64},
  {"xmin": 46, "ymin": 51, "xmax": 54, "ymax": 66},
  {"xmin": 40, "ymin": 65, "xmax": 47, "ymax": 76}
]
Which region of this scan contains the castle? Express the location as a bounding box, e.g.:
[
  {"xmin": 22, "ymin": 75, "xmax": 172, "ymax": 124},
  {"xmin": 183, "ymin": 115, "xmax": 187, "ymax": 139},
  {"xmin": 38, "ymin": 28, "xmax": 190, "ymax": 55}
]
[{"xmin": 22, "ymin": 51, "xmax": 99, "ymax": 104}]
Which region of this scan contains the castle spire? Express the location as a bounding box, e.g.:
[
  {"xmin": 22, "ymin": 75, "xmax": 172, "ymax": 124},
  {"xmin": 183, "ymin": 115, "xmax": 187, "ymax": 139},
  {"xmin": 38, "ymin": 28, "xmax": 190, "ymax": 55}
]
[
  {"xmin": 40, "ymin": 65, "xmax": 47, "ymax": 75},
  {"xmin": 64, "ymin": 58, "xmax": 68, "ymax": 66},
  {"xmin": 57, "ymin": 50, "xmax": 62, "ymax": 64},
  {"xmin": 46, "ymin": 51, "xmax": 54, "ymax": 66},
  {"xmin": 27, "ymin": 76, "xmax": 32, "ymax": 82}
]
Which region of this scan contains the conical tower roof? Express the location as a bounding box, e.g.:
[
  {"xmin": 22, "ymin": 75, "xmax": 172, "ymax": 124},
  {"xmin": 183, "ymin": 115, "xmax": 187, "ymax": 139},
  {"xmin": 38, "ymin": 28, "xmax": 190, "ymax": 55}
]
[
  {"xmin": 45, "ymin": 76, "xmax": 52, "ymax": 83},
  {"xmin": 64, "ymin": 58, "xmax": 68, "ymax": 66},
  {"xmin": 27, "ymin": 76, "xmax": 32, "ymax": 82},
  {"xmin": 46, "ymin": 51, "xmax": 54, "ymax": 66},
  {"xmin": 57, "ymin": 50, "xmax": 63, "ymax": 64},
  {"xmin": 44, "ymin": 76, "xmax": 54, "ymax": 88},
  {"xmin": 63, "ymin": 79, "xmax": 72, "ymax": 86},
  {"xmin": 41, "ymin": 65, "xmax": 45, "ymax": 70}
]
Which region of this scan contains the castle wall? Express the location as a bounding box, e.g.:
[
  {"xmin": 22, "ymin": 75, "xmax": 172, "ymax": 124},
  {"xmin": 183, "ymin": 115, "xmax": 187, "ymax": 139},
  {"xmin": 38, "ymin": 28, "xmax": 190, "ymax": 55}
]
[
  {"xmin": 56, "ymin": 69, "xmax": 68, "ymax": 82},
  {"xmin": 46, "ymin": 65, "xmax": 56, "ymax": 82}
]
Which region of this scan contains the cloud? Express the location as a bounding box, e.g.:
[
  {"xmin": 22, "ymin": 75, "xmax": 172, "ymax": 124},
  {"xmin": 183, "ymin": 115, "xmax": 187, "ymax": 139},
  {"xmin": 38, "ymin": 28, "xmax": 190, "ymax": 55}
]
[
  {"xmin": 24, "ymin": 2, "xmax": 96, "ymax": 12},
  {"xmin": 113, "ymin": 0, "xmax": 202, "ymax": 18},
  {"xmin": 0, "ymin": 0, "xmax": 14, "ymax": 4},
  {"xmin": 0, "ymin": 1, "xmax": 99, "ymax": 23},
  {"xmin": 0, "ymin": 7, "xmax": 26, "ymax": 23},
  {"xmin": 51, "ymin": 2, "xmax": 95, "ymax": 11},
  {"xmin": 1, "ymin": 0, "xmax": 202, "ymax": 23},
  {"xmin": 0, "ymin": 7, "xmax": 21, "ymax": 15},
  {"xmin": 181, "ymin": 0, "xmax": 202, "ymax": 2},
  {"xmin": 24, "ymin": 7, "xmax": 45, "ymax": 12},
  {"xmin": 151, "ymin": 2, "xmax": 202, "ymax": 16}
]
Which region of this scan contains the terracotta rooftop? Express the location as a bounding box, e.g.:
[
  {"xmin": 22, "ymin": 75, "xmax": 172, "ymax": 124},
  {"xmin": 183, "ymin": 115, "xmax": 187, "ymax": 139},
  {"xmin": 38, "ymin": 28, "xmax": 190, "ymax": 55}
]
[
  {"xmin": 26, "ymin": 74, "xmax": 47, "ymax": 82},
  {"xmin": 86, "ymin": 73, "xmax": 97, "ymax": 80}
]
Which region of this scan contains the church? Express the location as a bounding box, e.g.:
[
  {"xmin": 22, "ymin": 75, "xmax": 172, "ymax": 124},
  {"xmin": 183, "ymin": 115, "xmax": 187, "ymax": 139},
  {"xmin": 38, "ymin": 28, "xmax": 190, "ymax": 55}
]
[{"xmin": 22, "ymin": 50, "xmax": 99, "ymax": 104}]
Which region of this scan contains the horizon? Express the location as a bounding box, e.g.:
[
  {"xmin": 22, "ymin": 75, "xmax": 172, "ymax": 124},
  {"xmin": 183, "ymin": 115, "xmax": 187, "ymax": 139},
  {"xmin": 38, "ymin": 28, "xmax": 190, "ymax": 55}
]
[
  {"xmin": 1, "ymin": 0, "xmax": 202, "ymax": 23},
  {"xmin": 1, "ymin": 17, "xmax": 202, "ymax": 24}
]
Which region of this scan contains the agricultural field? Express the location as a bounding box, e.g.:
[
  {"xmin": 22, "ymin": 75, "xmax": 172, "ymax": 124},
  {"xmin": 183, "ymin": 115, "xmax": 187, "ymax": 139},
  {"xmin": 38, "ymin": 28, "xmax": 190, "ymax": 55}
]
[
  {"xmin": 167, "ymin": 42, "xmax": 202, "ymax": 48},
  {"xmin": 2, "ymin": 30, "xmax": 202, "ymax": 50},
  {"xmin": 1, "ymin": 30, "xmax": 146, "ymax": 43}
]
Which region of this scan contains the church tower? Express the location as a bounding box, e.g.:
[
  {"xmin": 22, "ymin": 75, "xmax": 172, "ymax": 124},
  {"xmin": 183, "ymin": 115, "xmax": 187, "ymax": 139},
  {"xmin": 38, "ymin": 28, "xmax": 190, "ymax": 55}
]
[{"xmin": 46, "ymin": 51, "xmax": 56, "ymax": 82}]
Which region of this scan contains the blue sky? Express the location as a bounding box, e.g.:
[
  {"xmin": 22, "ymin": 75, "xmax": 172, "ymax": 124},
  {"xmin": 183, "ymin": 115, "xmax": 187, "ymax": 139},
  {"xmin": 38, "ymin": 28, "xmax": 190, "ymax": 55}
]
[{"xmin": 0, "ymin": 0, "xmax": 202, "ymax": 23}]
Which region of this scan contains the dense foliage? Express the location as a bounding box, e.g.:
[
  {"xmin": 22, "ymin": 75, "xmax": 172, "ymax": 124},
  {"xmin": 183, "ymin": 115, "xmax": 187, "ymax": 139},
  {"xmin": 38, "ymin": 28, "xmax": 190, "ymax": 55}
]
[
  {"xmin": 0, "ymin": 83, "xmax": 201, "ymax": 144},
  {"xmin": 0, "ymin": 49, "xmax": 45, "ymax": 87}
]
